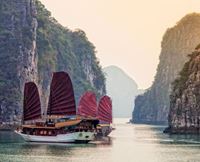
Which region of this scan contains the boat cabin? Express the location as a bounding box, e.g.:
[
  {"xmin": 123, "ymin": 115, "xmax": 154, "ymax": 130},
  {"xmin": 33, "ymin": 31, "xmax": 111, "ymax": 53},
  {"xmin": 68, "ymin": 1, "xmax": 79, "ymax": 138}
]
[{"xmin": 21, "ymin": 118, "xmax": 99, "ymax": 136}]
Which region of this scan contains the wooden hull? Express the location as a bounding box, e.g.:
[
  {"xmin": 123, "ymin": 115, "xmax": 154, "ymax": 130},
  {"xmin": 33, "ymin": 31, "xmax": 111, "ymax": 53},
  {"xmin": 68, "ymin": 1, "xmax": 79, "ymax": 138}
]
[
  {"xmin": 97, "ymin": 125, "xmax": 112, "ymax": 137},
  {"xmin": 15, "ymin": 131, "xmax": 95, "ymax": 143}
]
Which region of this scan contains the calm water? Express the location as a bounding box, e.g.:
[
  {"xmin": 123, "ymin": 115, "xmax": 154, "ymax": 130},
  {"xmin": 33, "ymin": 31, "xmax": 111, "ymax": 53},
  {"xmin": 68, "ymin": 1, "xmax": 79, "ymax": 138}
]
[{"xmin": 0, "ymin": 118, "xmax": 200, "ymax": 162}]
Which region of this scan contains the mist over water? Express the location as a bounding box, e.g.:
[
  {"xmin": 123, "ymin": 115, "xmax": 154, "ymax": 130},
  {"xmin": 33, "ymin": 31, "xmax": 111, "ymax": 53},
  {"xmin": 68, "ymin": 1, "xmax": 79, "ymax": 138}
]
[{"xmin": 0, "ymin": 118, "xmax": 200, "ymax": 162}]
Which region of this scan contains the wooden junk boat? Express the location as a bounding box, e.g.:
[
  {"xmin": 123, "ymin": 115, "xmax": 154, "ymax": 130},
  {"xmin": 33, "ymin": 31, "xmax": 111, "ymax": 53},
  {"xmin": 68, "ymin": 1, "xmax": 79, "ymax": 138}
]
[
  {"xmin": 77, "ymin": 92, "xmax": 113, "ymax": 137},
  {"xmin": 15, "ymin": 72, "xmax": 99, "ymax": 143}
]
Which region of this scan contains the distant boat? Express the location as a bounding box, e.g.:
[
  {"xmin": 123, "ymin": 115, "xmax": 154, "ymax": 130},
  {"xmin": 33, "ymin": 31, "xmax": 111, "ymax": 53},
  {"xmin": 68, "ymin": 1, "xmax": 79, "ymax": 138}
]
[{"xmin": 15, "ymin": 72, "xmax": 98, "ymax": 143}]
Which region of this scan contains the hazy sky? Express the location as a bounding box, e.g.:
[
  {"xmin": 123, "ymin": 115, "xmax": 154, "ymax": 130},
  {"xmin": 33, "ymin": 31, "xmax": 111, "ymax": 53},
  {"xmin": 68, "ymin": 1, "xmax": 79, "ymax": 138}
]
[{"xmin": 40, "ymin": 0, "xmax": 200, "ymax": 89}]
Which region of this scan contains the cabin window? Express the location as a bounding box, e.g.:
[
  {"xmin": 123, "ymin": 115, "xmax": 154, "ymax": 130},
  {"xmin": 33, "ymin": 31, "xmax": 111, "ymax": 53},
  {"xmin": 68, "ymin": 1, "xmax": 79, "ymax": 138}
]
[
  {"xmin": 40, "ymin": 131, "xmax": 43, "ymax": 135},
  {"xmin": 44, "ymin": 130, "xmax": 47, "ymax": 135},
  {"xmin": 52, "ymin": 130, "xmax": 56, "ymax": 135},
  {"xmin": 48, "ymin": 131, "xmax": 52, "ymax": 135}
]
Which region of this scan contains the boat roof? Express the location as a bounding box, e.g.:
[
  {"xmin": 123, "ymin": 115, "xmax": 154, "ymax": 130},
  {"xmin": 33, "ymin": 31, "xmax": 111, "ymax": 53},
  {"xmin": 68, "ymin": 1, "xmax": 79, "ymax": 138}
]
[
  {"xmin": 22, "ymin": 119, "xmax": 82, "ymax": 129},
  {"xmin": 76, "ymin": 115, "xmax": 99, "ymax": 121},
  {"xmin": 55, "ymin": 119, "xmax": 82, "ymax": 128},
  {"xmin": 22, "ymin": 125, "xmax": 56, "ymax": 129},
  {"xmin": 98, "ymin": 124, "xmax": 111, "ymax": 127}
]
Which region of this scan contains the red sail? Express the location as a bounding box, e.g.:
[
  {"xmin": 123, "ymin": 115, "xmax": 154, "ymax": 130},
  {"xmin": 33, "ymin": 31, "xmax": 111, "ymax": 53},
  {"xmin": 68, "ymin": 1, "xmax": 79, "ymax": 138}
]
[
  {"xmin": 98, "ymin": 96, "xmax": 112, "ymax": 123},
  {"xmin": 77, "ymin": 91, "xmax": 97, "ymax": 118},
  {"xmin": 23, "ymin": 82, "xmax": 41, "ymax": 121},
  {"xmin": 47, "ymin": 72, "xmax": 76, "ymax": 116}
]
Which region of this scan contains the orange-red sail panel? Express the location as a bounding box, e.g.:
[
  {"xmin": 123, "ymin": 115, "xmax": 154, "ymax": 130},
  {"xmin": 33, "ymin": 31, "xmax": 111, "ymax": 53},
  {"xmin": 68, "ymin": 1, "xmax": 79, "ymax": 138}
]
[
  {"xmin": 23, "ymin": 82, "xmax": 41, "ymax": 121},
  {"xmin": 47, "ymin": 72, "xmax": 76, "ymax": 116},
  {"xmin": 77, "ymin": 91, "xmax": 97, "ymax": 118},
  {"xmin": 98, "ymin": 96, "xmax": 112, "ymax": 123}
]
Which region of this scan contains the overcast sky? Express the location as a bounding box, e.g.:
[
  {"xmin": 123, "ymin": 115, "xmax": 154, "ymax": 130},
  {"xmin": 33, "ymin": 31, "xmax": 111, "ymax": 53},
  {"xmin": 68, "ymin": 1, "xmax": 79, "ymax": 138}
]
[{"xmin": 40, "ymin": 0, "xmax": 200, "ymax": 89}]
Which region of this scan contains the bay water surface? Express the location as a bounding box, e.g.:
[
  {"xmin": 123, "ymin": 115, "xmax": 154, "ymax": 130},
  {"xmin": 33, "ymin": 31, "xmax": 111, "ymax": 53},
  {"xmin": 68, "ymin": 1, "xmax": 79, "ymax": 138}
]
[{"xmin": 0, "ymin": 118, "xmax": 200, "ymax": 162}]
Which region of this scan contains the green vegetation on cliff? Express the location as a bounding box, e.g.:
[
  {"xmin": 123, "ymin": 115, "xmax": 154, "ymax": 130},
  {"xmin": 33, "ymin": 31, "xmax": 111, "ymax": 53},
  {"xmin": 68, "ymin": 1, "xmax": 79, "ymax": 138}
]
[
  {"xmin": 36, "ymin": 1, "xmax": 105, "ymax": 104},
  {"xmin": 0, "ymin": 0, "xmax": 38, "ymax": 122},
  {"xmin": 0, "ymin": 0, "xmax": 106, "ymax": 124},
  {"xmin": 167, "ymin": 49, "xmax": 200, "ymax": 134},
  {"xmin": 133, "ymin": 13, "xmax": 200, "ymax": 124}
]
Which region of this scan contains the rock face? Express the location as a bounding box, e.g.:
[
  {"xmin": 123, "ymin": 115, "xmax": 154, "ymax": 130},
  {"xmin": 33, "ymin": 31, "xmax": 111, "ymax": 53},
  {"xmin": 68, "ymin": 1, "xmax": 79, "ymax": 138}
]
[
  {"xmin": 0, "ymin": 0, "xmax": 38, "ymax": 123},
  {"xmin": 166, "ymin": 50, "xmax": 200, "ymax": 134},
  {"xmin": 133, "ymin": 13, "xmax": 200, "ymax": 124},
  {"xmin": 0, "ymin": 0, "xmax": 106, "ymax": 125},
  {"xmin": 103, "ymin": 66, "xmax": 143, "ymax": 118},
  {"xmin": 36, "ymin": 1, "xmax": 106, "ymax": 110}
]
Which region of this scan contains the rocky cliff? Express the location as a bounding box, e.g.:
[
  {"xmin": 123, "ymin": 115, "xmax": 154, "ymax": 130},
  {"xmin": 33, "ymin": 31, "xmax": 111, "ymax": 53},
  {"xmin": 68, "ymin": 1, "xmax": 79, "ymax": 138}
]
[
  {"xmin": 0, "ymin": 0, "xmax": 105, "ymax": 125},
  {"xmin": 35, "ymin": 1, "xmax": 105, "ymax": 112},
  {"xmin": 103, "ymin": 66, "xmax": 144, "ymax": 118},
  {"xmin": 133, "ymin": 13, "xmax": 200, "ymax": 124},
  {"xmin": 0, "ymin": 0, "xmax": 38, "ymax": 123},
  {"xmin": 166, "ymin": 50, "xmax": 200, "ymax": 133}
]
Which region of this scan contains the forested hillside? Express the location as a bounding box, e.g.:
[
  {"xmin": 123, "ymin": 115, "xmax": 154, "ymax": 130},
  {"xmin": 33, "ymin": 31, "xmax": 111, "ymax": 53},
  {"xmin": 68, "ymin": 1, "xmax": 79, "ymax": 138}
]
[
  {"xmin": 0, "ymin": 0, "xmax": 105, "ymax": 125},
  {"xmin": 133, "ymin": 13, "xmax": 200, "ymax": 124}
]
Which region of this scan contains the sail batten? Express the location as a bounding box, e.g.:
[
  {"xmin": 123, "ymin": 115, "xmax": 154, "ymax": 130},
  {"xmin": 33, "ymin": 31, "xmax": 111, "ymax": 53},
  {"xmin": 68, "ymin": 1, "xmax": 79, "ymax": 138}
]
[
  {"xmin": 23, "ymin": 82, "xmax": 41, "ymax": 121},
  {"xmin": 98, "ymin": 96, "xmax": 112, "ymax": 123},
  {"xmin": 77, "ymin": 92, "xmax": 97, "ymax": 118},
  {"xmin": 47, "ymin": 72, "xmax": 76, "ymax": 116}
]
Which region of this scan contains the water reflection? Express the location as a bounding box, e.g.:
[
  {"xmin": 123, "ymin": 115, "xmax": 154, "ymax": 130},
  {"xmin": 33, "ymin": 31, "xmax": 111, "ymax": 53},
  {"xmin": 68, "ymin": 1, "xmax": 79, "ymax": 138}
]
[
  {"xmin": 0, "ymin": 131, "xmax": 113, "ymax": 160},
  {"xmin": 0, "ymin": 131, "xmax": 23, "ymax": 143},
  {"xmin": 169, "ymin": 134, "xmax": 200, "ymax": 144},
  {"xmin": 1, "ymin": 120, "xmax": 200, "ymax": 162}
]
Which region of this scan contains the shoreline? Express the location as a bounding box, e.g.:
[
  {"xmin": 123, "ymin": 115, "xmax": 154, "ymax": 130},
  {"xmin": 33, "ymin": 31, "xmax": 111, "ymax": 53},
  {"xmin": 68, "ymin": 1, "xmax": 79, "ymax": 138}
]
[
  {"xmin": 0, "ymin": 124, "xmax": 19, "ymax": 131},
  {"xmin": 164, "ymin": 126, "xmax": 200, "ymax": 135}
]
